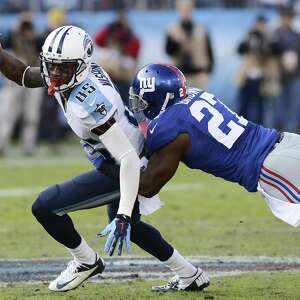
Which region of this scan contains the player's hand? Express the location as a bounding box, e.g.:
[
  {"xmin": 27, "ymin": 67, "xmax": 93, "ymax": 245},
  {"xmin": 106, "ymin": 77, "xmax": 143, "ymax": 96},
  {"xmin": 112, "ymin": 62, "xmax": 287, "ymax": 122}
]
[
  {"xmin": 81, "ymin": 141, "xmax": 105, "ymax": 169},
  {"xmin": 97, "ymin": 214, "xmax": 131, "ymax": 256}
]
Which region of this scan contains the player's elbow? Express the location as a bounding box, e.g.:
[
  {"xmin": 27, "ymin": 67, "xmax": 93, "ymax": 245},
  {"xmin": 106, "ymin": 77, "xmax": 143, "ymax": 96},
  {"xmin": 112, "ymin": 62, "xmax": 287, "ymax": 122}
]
[{"xmin": 138, "ymin": 176, "xmax": 160, "ymax": 198}]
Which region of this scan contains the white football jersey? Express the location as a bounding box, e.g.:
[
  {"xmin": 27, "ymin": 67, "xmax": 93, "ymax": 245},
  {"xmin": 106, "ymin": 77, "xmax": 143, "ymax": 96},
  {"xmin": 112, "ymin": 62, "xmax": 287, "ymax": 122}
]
[{"xmin": 54, "ymin": 63, "xmax": 144, "ymax": 159}]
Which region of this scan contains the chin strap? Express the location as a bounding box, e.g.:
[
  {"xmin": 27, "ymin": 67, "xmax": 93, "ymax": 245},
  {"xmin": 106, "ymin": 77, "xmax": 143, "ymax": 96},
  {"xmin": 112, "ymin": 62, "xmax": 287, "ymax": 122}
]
[
  {"xmin": 48, "ymin": 79, "xmax": 64, "ymax": 96},
  {"xmin": 160, "ymin": 92, "xmax": 174, "ymax": 115}
]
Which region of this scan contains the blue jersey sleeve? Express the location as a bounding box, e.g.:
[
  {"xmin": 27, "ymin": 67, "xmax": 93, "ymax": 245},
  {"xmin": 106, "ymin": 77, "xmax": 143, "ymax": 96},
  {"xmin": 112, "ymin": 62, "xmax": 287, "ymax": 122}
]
[{"xmin": 146, "ymin": 107, "xmax": 186, "ymax": 155}]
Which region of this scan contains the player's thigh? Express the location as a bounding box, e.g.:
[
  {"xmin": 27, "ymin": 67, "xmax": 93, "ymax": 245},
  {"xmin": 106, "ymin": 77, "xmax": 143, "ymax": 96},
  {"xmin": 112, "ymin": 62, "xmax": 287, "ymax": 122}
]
[
  {"xmin": 259, "ymin": 132, "xmax": 300, "ymax": 202},
  {"xmin": 36, "ymin": 169, "xmax": 120, "ymax": 215}
]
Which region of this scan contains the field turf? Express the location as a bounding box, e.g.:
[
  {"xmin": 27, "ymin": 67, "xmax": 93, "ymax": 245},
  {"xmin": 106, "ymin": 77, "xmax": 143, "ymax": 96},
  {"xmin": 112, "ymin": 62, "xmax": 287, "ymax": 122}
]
[{"xmin": 0, "ymin": 145, "xmax": 300, "ymax": 299}]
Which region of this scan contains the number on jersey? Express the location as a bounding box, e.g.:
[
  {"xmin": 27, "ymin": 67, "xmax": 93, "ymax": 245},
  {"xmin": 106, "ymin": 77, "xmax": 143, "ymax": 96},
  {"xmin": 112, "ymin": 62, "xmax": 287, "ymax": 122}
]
[
  {"xmin": 190, "ymin": 92, "xmax": 248, "ymax": 149},
  {"xmin": 75, "ymin": 83, "xmax": 96, "ymax": 102}
]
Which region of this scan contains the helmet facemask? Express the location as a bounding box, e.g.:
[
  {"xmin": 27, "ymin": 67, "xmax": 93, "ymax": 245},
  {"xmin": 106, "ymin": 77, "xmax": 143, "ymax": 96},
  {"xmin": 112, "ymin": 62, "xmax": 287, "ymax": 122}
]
[
  {"xmin": 40, "ymin": 54, "xmax": 88, "ymax": 95},
  {"xmin": 129, "ymin": 86, "xmax": 174, "ymax": 119},
  {"xmin": 128, "ymin": 87, "xmax": 149, "ymax": 113}
]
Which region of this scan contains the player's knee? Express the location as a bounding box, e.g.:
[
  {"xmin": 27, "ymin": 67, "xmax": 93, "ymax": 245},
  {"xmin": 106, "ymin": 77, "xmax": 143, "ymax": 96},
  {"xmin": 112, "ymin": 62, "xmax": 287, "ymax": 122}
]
[
  {"xmin": 32, "ymin": 185, "xmax": 58, "ymax": 220},
  {"xmin": 32, "ymin": 196, "xmax": 48, "ymax": 220}
]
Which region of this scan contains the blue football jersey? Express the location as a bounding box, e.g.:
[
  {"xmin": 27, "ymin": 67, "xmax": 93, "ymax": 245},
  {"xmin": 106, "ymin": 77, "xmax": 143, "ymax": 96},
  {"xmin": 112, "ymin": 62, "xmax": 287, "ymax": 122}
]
[{"xmin": 146, "ymin": 88, "xmax": 279, "ymax": 192}]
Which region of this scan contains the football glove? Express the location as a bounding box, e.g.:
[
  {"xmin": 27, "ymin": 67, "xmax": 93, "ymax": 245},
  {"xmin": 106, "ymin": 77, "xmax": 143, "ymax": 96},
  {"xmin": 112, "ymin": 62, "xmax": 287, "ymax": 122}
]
[
  {"xmin": 81, "ymin": 141, "xmax": 105, "ymax": 170},
  {"xmin": 98, "ymin": 214, "xmax": 131, "ymax": 256}
]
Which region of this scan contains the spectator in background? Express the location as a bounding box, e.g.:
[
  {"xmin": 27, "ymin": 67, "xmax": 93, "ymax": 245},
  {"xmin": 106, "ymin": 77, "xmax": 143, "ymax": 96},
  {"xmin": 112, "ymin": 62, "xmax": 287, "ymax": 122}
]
[
  {"xmin": 37, "ymin": 8, "xmax": 66, "ymax": 153},
  {"xmin": 235, "ymin": 15, "xmax": 280, "ymax": 125},
  {"xmin": 165, "ymin": 0, "xmax": 214, "ymax": 89},
  {"xmin": 94, "ymin": 9, "xmax": 141, "ymax": 106},
  {"xmin": 0, "ymin": 13, "xmax": 43, "ymax": 156},
  {"xmin": 272, "ymin": 6, "xmax": 300, "ymax": 133}
]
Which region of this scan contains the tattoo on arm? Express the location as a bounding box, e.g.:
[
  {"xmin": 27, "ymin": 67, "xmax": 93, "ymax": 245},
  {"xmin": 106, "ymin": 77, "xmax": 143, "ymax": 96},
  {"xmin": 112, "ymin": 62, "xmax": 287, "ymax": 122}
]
[{"xmin": 0, "ymin": 49, "xmax": 43, "ymax": 88}]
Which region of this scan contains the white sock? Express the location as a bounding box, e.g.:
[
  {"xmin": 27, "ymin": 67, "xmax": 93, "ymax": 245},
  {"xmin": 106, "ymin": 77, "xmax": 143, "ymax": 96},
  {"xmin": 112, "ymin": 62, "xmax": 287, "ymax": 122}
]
[
  {"xmin": 68, "ymin": 236, "xmax": 97, "ymax": 265},
  {"xmin": 164, "ymin": 249, "xmax": 198, "ymax": 278}
]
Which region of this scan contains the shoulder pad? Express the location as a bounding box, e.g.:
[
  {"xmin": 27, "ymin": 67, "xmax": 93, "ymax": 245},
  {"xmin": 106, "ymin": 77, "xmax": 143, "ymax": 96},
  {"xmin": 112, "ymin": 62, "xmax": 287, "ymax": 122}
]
[{"xmin": 69, "ymin": 79, "xmax": 115, "ymax": 123}]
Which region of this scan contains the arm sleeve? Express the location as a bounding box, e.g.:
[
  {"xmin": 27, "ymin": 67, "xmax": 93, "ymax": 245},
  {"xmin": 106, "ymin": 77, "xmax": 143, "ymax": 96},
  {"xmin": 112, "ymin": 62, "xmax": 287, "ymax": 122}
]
[{"xmin": 99, "ymin": 122, "xmax": 140, "ymax": 217}]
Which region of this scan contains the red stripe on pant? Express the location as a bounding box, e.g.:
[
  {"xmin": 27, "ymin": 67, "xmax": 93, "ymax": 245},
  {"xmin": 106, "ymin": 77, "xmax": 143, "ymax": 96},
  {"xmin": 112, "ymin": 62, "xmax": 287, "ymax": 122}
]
[{"xmin": 259, "ymin": 177, "xmax": 295, "ymax": 203}]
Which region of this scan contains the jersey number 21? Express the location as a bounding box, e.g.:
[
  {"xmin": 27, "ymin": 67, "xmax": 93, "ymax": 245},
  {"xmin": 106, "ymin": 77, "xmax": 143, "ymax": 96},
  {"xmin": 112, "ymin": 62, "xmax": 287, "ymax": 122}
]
[{"xmin": 190, "ymin": 92, "xmax": 248, "ymax": 149}]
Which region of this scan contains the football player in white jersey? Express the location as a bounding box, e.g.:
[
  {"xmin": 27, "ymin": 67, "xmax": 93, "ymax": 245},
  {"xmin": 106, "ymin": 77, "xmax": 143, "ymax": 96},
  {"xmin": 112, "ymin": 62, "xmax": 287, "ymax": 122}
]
[{"xmin": 0, "ymin": 26, "xmax": 209, "ymax": 293}]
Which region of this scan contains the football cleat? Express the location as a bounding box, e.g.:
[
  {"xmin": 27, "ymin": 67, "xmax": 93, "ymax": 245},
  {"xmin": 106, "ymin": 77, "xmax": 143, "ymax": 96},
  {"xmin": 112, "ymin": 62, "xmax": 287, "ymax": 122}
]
[
  {"xmin": 152, "ymin": 268, "xmax": 210, "ymax": 292},
  {"xmin": 49, "ymin": 254, "xmax": 105, "ymax": 292}
]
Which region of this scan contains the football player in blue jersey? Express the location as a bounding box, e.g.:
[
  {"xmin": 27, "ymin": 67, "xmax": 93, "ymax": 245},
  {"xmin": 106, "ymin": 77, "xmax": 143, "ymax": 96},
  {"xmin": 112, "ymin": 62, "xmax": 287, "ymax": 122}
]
[
  {"xmin": 125, "ymin": 63, "xmax": 300, "ymax": 289},
  {"xmin": 127, "ymin": 64, "xmax": 300, "ymax": 220},
  {"xmin": 0, "ymin": 28, "xmax": 209, "ymax": 293}
]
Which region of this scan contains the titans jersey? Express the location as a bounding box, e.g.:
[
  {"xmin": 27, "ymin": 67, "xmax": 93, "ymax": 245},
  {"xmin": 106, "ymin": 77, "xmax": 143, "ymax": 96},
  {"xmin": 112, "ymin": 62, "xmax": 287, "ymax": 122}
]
[
  {"xmin": 54, "ymin": 63, "xmax": 144, "ymax": 158},
  {"xmin": 146, "ymin": 88, "xmax": 279, "ymax": 192}
]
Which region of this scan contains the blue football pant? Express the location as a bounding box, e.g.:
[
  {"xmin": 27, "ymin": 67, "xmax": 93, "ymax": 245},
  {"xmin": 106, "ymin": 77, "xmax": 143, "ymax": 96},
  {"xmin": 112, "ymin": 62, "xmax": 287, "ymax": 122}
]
[{"xmin": 32, "ymin": 169, "xmax": 173, "ymax": 261}]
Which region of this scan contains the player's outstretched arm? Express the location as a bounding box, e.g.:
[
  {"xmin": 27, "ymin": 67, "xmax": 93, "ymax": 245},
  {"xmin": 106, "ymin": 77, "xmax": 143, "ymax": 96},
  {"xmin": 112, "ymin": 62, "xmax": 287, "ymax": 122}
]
[
  {"xmin": 0, "ymin": 44, "xmax": 43, "ymax": 88},
  {"xmin": 139, "ymin": 133, "xmax": 191, "ymax": 198}
]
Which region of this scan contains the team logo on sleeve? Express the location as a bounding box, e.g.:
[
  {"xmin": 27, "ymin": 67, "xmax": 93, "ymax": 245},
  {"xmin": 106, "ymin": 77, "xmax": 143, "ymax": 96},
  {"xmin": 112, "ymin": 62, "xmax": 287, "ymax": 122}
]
[{"xmin": 95, "ymin": 103, "xmax": 107, "ymax": 116}]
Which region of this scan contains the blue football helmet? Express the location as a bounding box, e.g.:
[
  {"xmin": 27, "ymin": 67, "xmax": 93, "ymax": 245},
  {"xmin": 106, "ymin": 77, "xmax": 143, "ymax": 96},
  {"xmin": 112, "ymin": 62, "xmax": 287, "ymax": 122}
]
[{"xmin": 129, "ymin": 63, "xmax": 187, "ymax": 119}]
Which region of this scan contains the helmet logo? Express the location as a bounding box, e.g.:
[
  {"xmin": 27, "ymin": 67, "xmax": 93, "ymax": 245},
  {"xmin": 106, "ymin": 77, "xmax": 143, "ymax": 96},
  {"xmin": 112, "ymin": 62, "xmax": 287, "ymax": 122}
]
[
  {"xmin": 139, "ymin": 77, "xmax": 155, "ymax": 93},
  {"xmin": 83, "ymin": 34, "xmax": 93, "ymax": 57}
]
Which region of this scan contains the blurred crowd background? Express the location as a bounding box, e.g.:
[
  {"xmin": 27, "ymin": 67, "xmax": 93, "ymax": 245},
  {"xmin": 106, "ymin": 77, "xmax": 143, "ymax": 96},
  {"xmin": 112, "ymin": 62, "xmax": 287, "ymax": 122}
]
[{"xmin": 1, "ymin": 0, "xmax": 300, "ymax": 156}]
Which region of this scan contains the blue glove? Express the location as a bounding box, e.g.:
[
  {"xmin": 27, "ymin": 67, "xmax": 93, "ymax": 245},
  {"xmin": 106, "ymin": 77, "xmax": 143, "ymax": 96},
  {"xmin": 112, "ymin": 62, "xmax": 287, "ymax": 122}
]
[
  {"xmin": 98, "ymin": 214, "xmax": 131, "ymax": 256},
  {"xmin": 81, "ymin": 141, "xmax": 105, "ymax": 170}
]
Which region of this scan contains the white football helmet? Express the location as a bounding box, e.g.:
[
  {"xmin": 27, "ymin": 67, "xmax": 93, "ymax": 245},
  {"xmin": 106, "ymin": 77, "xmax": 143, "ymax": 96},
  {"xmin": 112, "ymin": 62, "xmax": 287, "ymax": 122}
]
[{"xmin": 40, "ymin": 25, "xmax": 93, "ymax": 94}]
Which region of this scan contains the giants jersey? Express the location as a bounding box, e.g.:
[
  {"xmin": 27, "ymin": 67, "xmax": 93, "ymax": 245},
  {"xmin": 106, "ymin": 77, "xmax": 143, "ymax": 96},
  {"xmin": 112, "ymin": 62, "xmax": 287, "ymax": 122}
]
[
  {"xmin": 54, "ymin": 63, "xmax": 144, "ymax": 159},
  {"xmin": 146, "ymin": 88, "xmax": 279, "ymax": 192}
]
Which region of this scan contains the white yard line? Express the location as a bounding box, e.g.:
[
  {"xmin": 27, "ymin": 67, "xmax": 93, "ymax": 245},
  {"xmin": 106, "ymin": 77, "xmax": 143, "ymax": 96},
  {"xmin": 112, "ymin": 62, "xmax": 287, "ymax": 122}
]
[
  {"xmin": 0, "ymin": 182, "xmax": 203, "ymax": 198},
  {"xmin": 0, "ymin": 187, "xmax": 44, "ymax": 197},
  {"xmin": 1, "ymin": 157, "xmax": 88, "ymax": 167}
]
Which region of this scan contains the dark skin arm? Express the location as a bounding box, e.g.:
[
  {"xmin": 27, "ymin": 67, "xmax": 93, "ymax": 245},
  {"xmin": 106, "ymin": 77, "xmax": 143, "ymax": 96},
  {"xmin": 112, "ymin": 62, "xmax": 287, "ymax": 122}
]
[
  {"xmin": 100, "ymin": 133, "xmax": 191, "ymax": 198},
  {"xmin": 0, "ymin": 44, "xmax": 43, "ymax": 88},
  {"xmin": 139, "ymin": 133, "xmax": 191, "ymax": 197}
]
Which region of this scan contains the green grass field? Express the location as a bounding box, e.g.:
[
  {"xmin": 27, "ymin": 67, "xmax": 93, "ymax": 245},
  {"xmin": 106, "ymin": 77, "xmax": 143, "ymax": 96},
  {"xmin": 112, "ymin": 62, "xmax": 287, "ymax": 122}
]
[
  {"xmin": 1, "ymin": 272, "xmax": 300, "ymax": 300},
  {"xmin": 1, "ymin": 145, "xmax": 300, "ymax": 299}
]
